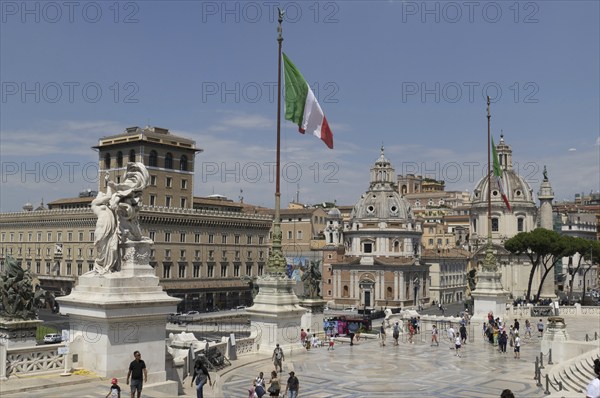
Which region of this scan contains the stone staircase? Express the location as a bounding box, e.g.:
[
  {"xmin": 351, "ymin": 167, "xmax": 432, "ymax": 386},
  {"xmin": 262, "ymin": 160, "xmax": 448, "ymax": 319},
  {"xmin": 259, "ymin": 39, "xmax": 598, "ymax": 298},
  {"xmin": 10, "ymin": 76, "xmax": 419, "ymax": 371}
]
[{"xmin": 545, "ymin": 348, "xmax": 600, "ymax": 397}]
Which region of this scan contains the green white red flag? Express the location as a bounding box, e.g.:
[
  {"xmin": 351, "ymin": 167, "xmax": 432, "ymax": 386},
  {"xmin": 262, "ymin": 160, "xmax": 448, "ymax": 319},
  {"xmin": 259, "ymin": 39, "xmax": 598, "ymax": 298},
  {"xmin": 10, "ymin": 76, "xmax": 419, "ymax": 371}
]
[
  {"xmin": 492, "ymin": 136, "xmax": 511, "ymax": 212},
  {"xmin": 282, "ymin": 52, "xmax": 333, "ymax": 149}
]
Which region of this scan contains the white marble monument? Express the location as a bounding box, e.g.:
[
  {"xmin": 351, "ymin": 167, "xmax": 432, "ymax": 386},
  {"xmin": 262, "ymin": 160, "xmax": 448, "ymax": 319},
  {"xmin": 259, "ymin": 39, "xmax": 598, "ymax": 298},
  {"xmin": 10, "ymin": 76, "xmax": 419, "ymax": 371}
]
[
  {"xmin": 57, "ymin": 163, "xmax": 179, "ymax": 395},
  {"xmin": 472, "ymin": 244, "xmax": 509, "ymax": 317}
]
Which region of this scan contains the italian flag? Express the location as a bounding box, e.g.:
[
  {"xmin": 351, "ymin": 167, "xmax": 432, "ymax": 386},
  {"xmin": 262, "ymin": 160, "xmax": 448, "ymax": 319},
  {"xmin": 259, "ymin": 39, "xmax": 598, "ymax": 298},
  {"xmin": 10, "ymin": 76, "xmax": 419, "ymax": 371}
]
[
  {"xmin": 492, "ymin": 136, "xmax": 511, "ymax": 212},
  {"xmin": 282, "ymin": 52, "xmax": 334, "ymax": 149}
]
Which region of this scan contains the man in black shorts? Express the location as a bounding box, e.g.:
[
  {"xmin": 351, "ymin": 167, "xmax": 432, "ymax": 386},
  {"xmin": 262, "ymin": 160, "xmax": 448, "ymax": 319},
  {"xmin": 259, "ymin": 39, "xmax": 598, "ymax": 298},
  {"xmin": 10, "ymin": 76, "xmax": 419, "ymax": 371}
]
[{"xmin": 126, "ymin": 350, "xmax": 147, "ymax": 398}]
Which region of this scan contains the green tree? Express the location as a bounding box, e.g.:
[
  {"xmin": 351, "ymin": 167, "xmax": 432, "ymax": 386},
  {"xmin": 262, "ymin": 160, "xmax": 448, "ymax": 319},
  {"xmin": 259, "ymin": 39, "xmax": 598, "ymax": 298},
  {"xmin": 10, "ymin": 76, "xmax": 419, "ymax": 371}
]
[
  {"xmin": 561, "ymin": 236, "xmax": 593, "ymax": 304},
  {"xmin": 504, "ymin": 228, "xmax": 567, "ymax": 302},
  {"xmin": 581, "ymin": 240, "xmax": 600, "ymax": 300}
]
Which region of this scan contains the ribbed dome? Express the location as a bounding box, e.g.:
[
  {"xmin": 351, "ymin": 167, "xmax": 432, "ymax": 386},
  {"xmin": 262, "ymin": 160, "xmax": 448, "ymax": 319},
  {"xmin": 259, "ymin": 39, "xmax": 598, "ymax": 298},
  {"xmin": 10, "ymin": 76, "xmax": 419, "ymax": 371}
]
[
  {"xmin": 470, "ymin": 135, "xmax": 535, "ymax": 206},
  {"xmin": 351, "ymin": 190, "xmax": 413, "ymax": 220},
  {"xmin": 327, "ymin": 207, "xmax": 342, "ymax": 218},
  {"xmin": 350, "ymin": 147, "xmax": 413, "ymax": 221}
]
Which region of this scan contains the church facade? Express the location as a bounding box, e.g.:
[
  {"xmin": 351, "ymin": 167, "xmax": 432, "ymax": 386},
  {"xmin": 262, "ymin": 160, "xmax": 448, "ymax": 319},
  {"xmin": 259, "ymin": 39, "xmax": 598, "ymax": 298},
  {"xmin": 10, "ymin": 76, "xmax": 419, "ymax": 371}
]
[{"xmin": 321, "ymin": 149, "xmax": 430, "ymax": 309}]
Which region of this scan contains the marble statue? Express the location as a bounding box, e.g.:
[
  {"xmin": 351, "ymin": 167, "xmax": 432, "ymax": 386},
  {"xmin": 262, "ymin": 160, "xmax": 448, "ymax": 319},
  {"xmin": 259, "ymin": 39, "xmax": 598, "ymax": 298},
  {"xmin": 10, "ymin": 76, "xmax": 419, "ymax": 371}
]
[
  {"xmin": 91, "ymin": 162, "xmax": 149, "ymax": 274},
  {"xmin": 0, "ymin": 256, "xmax": 37, "ymax": 320},
  {"xmin": 301, "ymin": 261, "xmax": 322, "ymax": 299},
  {"xmin": 241, "ymin": 275, "xmax": 259, "ymax": 299}
]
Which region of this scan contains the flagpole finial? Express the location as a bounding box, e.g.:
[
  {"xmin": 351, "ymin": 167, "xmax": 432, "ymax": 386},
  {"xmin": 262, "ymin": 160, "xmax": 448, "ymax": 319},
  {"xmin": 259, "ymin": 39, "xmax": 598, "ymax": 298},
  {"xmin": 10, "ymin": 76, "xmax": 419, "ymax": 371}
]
[{"xmin": 277, "ymin": 8, "xmax": 284, "ymax": 42}]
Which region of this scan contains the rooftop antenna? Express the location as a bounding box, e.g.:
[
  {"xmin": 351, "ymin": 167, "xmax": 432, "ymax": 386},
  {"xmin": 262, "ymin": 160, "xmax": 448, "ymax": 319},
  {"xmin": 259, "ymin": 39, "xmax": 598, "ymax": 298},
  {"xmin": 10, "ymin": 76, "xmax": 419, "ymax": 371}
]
[{"xmin": 239, "ymin": 189, "xmax": 244, "ymax": 204}]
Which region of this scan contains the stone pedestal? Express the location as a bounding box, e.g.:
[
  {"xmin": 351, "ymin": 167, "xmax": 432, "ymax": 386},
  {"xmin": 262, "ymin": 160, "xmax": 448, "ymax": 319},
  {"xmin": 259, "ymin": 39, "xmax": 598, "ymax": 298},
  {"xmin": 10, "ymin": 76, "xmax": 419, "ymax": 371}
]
[
  {"xmin": 246, "ymin": 273, "xmax": 307, "ymax": 356},
  {"xmin": 0, "ymin": 318, "xmax": 43, "ymax": 349},
  {"xmin": 57, "ymin": 240, "xmax": 179, "ymax": 395},
  {"xmin": 541, "ymin": 316, "xmax": 569, "ymax": 362},
  {"xmin": 300, "ymin": 298, "xmax": 326, "ymax": 336},
  {"xmin": 472, "ymin": 271, "xmax": 509, "ymax": 318}
]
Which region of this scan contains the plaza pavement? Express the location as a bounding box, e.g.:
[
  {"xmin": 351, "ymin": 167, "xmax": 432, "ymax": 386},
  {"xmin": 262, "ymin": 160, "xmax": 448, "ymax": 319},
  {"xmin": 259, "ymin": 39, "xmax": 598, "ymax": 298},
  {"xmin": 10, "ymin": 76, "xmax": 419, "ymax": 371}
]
[{"xmin": 1, "ymin": 314, "xmax": 598, "ymax": 398}]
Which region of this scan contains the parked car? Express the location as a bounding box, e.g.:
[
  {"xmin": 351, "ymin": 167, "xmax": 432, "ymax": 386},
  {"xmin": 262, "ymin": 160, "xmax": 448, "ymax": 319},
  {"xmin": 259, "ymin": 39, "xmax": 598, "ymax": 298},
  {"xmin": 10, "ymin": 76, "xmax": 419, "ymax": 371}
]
[
  {"xmin": 235, "ymin": 305, "xmax": 247, "ymax": 310},
  {"xmin": 344, "ymin": 306, "xmax": 357, "ymax": 312},
  {"xmin": 43, "ymin": 333, "xmax": 62, "ymax": 344},
  {"xmin": 185, "ymin": 311, "xmax": 200, "ymax": 316}
]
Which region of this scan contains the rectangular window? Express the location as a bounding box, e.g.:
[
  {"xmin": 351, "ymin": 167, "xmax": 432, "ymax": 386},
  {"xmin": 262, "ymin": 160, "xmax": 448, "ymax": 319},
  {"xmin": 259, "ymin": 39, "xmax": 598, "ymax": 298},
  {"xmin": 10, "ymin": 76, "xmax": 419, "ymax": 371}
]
[
  {"xmin": 165, "ymin": 232, "xmax": 171, "ymax": 242},
  {"xmin": 178, "ymin": 264, "xmax": 186, "ymax": 278},
  {"xmin": 150, "ymin": 249, "xmax": 155, "ymax": 258},
  {"xmin": 235, "ymin": 250, "xmax": 240, "ymax": 259},
  {"xmin": 180, "ymin": 233, "xmax": 186, "ymax": 243},
  {"xmin": 247, "ymin": 235, "xmax": 252, "ymax": 244},
  {"xmin": 36, "ymin": 261, "xmax": 41, "ymax": 274},
  {"xmin": 67, "ymin": 232, "xmax": 73, "ymax": 242},
  {"xmin": 258, "ymin": 236, "xmax": 264, "ymax": 245},
  {"xmin": 258, "ymin": 264, "xmax": 264, "ymax": 275},
  {"xmin": 66, "ymin": 262, "xmax": 72, "ymax": 275},
  {"xmin": 180, "ymin": 198, "xmax": 186, "ymax": 208},
  {"xmin": 220, "ymin": 264, "xmax": 227, "ymax": 277},
  {"xmin": 492, "ymin": 218, "xmax": 499, "ymax": 232},
  {"xmin": 207, "ymin": 265, "xmax": 214, "ymax": 278},
  {"xmin": 150, "ymin": 195, "xmax": 156, "ymax": 206},
  {"xmin": 208, "ymin": 234, "xmax": 214, "ymax": 244},
  {"xmin": 166, "ymin": 196, "xmax": 172, "ymax": 207},
  {"xmin": 79, "ymin": 232, "xmax": 84, "ymax": 241},
  {"xmin": 57, "ymin": 232, "xmax": 62, "ymax": 241},
  {"xmin": 234, "ymin": 264, "xmax": 240, "ymax": 277},
  {"xmin": 47, "ymin": 232, "xmax": 52, "ymax": 241},
  {"xmin": 259, "ymin": 251, "xmax": 264, "ymax": 259},
  {"xmin": 150, "ymin": 175, "xmax": 157, "ymax": 186},
  {"xmin": 517, "ymin": 218, "xmax": 524, "ymax": 232},
  {"xmin": 78, "ymin": 248, "xmax": 83, "ymax": 258},
  {"xmin": 180, "ymin": 250, "xmax": 186, "ymax": 259},
  {"xmin": 28, "ymin": 233, "xmax": 32, "ymax": 242},
  {"xmin": 287, "ymin": 231, "xmax": 292, "ymax": 240},
  {"xmin": 77, "ymin": 263, "xmax": 83, "ymax": 276},
  {"xmin": 163, "ymin": 264, "xmax": 171, "ymax": 278},
  {"xmin": 89, "ymin": 248, "xmax": 94, "ymax": 257},
  {"xmin": 19, "ymin": 233, "xmax": 23, "ymax": 242},
  {"xmin": 364, "ymin": 243, "xmax": 372, "ymax": 253},
  {"xmin": 149, "ymin": 231, "xmax": 156, "ymax": 241},
  {"xmin": 165, "ymin": 249, "xmax": 171, "ymax": 259},
  {"xmin": 166, "ymin": 177, "xmax": 172, "ymax": 188},
  {"xmin": 297, "ymin": 231, "xmax": 303, "ymax": 240},
  {"xmin": 36, "ymin": 248, "xmax": 41, "ymax": 256},
  {"xmin": 194, "ymin": 233, "xmax": 201, "ymax": 243},
  {"xmin": 246, "ymin": 264, "xmax": 252, "ymax": 275},
  {"xmin": 222, "ymin": 250, "xmax": 227, "ymax": 259},
  {"xmin": 90, "ymin": 231, "xmax": 95, "ymax": 241},
  {"xmin": 181, "ymin": 179, "xmax": 187, "ymax": 189},
  {"xmin": 221, "ymin": 234, "xmax": 227, "ymax": 244},
  {"xmin": 45, "ymin": 262, "xmax": 51, "ymax": 274},
  {"xmin": 193, "ymin": 263, "xmax": 200, "ymax": 278},
  {"xmin": 247, "ymin": 250, "xmax": 252, "ymax": 259},
  {"xmin": 234, "ymin": 235, "xmax": 240, "ymax": 244},
  {"xmin": 209, "ymin": 250, "xmax": 214, "ymax": 259}
]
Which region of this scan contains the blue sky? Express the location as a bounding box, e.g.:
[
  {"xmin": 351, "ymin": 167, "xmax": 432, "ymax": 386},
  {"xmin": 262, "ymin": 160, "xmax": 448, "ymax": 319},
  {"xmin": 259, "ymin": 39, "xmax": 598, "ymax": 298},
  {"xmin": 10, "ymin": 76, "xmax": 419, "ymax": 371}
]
[{"xmin": 1, "ymin": 1, "xmax": 599, "ymax": 212}]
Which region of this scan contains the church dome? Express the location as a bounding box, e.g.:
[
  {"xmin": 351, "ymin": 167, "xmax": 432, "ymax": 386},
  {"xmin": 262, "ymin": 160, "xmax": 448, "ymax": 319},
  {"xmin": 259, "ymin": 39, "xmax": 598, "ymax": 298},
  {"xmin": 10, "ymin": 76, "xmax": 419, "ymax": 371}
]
[
  {"xmin": 471, "ymin": 135, "xmax": 535, "ymax": 206},
  {"xmin": 350, "ymin": 147, "xmax": 413, "ymax": 222},
  {"xmin": 327, "ymin": 207, "xmax": 342, "ymax": 218}
]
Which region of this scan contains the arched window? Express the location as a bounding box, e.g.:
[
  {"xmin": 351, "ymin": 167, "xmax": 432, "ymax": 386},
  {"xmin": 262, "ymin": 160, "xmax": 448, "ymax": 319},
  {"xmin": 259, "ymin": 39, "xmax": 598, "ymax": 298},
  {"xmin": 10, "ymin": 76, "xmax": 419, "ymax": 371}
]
[
  {"xmin": 329, "ymin": 233, "xmax": 333, "ymax": 244},
  {"xmin": 165, "ymin": 153, "xmax": 173, "ymax": 169},
  {"xmin": 149, "ymin": 150, "xmax": 158, "ymax": 167},
  {"xmin": 129, "ymin": 149, "xmax": 136, "ymax": 162},
  {"xmin": 116, "ymin": 151, "xmax": 123, "ymax": 168},
  {"xmin": 180, "ymin": 155, "xmax": 188, "ymax": 171},
  {"xmin": 342, "ymin": 285, "xmax": 349, "ymax": 297},
  {"xmin": 104, "ymin": 153, "xmax": 111, "ymax": 169},
  {"xmin": 517, "ymin": 218, "xmax": 524, "ymax": 232},
  {"xmin": 386, "ymin": 286, "xmax": 393, "ymax": 299}
]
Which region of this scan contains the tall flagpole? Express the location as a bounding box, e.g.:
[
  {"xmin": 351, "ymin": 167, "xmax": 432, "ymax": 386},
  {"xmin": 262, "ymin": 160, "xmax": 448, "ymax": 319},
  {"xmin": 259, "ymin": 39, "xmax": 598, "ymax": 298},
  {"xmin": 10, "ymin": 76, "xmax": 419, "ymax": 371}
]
[
  {"xmin": 483, "ymin": 95, "xmax": 497, "ymax": 272},
  {"xmin": 267, "ymin": 8, "xmax": 286, "ymax": 274}
]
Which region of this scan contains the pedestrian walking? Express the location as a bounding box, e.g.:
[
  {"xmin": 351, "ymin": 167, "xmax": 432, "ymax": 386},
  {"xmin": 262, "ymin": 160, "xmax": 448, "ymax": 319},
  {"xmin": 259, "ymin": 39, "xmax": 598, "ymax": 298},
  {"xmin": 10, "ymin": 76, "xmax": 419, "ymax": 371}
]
[
  {"xmin": 255, "ymin": 372, "xmax": 266, "ymax": 398},
  {"xmin": 459, "ymin": 323, "xmax": 467, "ymax": 344},
  {"xmin": 525, "ymin": 319, "xmax": 532, "ymax": 339},
  {"xmin": 585, "ymin": 358, "xmax": 600, "ymax": 398},
  {"xmin": 268, "ymin": 371, "xmax": 280, "ymax": 397},
  {"xmin": 537, "ymin": 319, "xmax": 545, "ymax": 337},
  {"xmin": 379, "ymin": 322, "xmax": 386, "ymax": 346},
  {"xmin": 408, "ymin": 322, "xmax": 415, "ymax": 344},
  {"xmin": 106, "ymin": 378, "xmax": 121, "ymax": 398},
  {"xmin": 513, "ymin": 333, "xmax": 521, "ymax": 359},
  {"xmin": 498, "ymin": 330, "xmax": 508, "ymax": 353},
  {"xmin": 126, "ymin": 351, "xmax": 147, "ymax": 398},
  {"xmin": 191, "ymin": 360, "xmax": 212, "ymax": 398},
  {"xmin": 392, "ymin": 322, "xmax": 400, "ymax": 345},
  {"xmin": 327, "ymin": 334, "xmax": 335, "ymax": 351},
  {"xmin": 447, "ymin": 324, "xmax": 456, "ymax": 347},
  {"xmin": 300, "ymin": 328, "xmax": 307, "ymax": 347},
  {"xmin": 455, "ymin": 335, "xmax": 462, "ymax": 357},
  {"xmin": 431, "ymin": 324, "xmax": 439, "ymax": 346},
  {"xmin": 272, "ymin": 343, "xmax": 284, "ymax": 373},
  {"xmin": 284, "ymin": 371, "xmax": 300, "ymax": 398}
]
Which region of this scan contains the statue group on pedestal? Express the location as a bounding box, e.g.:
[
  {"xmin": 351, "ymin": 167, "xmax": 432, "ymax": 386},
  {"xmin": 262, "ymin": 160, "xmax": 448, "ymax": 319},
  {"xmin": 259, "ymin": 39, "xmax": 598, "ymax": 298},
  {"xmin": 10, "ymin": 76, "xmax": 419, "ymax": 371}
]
[
  {"xmin": 301, "ymin": 261, "xmax": 322, "ymax": 299},
  {"xmin": 91, "ymin": 162, "xmax": 149, "ymax": 274},
  {"xmin": 0, "ymin": 256, "xmax": 37, "ymax": 320}
]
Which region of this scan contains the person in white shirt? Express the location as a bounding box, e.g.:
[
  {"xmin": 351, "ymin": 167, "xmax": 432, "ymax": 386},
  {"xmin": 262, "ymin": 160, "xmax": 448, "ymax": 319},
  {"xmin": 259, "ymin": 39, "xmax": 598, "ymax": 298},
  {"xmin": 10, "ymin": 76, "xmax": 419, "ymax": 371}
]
[
  {"xmin": 447, "ymin": 325, "xmax": 456, "ymax": 346},
  {"xmin": 513, "ymin": 334, "xmax": 521, "ymax": 359},
  {"xmin": 454, "ymin": 335, "xmax": 462, "ymax": 357},
  {"xmin": 586, "ymin": 358, "xmax": 600, "ymax": 398}
]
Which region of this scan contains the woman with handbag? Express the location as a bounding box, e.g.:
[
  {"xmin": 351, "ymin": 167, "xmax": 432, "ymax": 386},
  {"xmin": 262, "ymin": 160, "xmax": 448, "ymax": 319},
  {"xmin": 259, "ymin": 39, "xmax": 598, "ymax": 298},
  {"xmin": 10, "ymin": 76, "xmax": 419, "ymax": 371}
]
[{"xmin": 268, "ymin": 370, "xmax": 280, "ymax": 397}]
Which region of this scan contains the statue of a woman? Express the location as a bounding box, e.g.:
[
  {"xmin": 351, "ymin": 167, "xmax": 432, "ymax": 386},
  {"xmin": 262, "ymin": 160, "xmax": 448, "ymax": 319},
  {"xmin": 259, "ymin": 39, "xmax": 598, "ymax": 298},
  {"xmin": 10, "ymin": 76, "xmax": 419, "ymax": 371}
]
[{"xmin": 91, "ymin": 162, "xmax": 149, "ymax": 274}]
